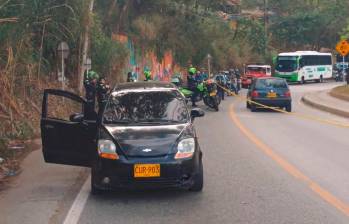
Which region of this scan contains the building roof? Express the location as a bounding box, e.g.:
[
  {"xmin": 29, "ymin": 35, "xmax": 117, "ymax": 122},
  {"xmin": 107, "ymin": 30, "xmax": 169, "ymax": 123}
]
[{"xmin": 279, "ymin": 51, "xmax": 332, "ymax": 56}]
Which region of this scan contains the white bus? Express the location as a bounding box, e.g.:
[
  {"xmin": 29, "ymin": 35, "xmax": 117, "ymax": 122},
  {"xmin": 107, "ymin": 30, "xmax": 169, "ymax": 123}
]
[{"xmin": 274, "ymin": 51, "xmax": 332, "ymax": 83}]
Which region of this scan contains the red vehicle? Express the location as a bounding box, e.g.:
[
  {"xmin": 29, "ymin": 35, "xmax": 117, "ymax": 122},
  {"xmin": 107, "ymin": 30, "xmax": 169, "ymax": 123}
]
[{"xmin": 242, "ymin": 65, "xmax": 272, "ymax": 88}]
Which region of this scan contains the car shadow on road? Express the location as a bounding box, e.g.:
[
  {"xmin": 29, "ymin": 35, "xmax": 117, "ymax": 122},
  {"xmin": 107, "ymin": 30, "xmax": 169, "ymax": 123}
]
[{"xmin": 89, "ymin": 188, "xmax": 203, "ymax": 203}]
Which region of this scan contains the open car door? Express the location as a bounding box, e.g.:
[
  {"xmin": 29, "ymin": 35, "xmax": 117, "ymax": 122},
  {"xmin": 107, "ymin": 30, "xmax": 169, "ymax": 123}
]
[{"xmin": 41, "ymin": 89, "xmax": 97, "ymax": 167}]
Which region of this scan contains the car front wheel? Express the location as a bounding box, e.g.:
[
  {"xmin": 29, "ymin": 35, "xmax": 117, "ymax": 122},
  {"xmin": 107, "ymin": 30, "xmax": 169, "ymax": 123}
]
[
  {"xmin": 91, "ymin": 163, "xmax": 104, "ymax": 195},
  {"xmin": 250, "ymin": 104, "xmax": 257, "ymax": 112},
  {"xmin": 190, "ymin": 162, "xmax": 203, "ymax": 192}
]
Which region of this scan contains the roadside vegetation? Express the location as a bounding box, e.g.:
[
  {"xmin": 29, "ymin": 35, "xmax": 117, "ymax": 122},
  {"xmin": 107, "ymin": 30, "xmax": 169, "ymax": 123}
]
[{"xmin": 1, "ymin": 0, "xmax": 349, "ymax": 177}]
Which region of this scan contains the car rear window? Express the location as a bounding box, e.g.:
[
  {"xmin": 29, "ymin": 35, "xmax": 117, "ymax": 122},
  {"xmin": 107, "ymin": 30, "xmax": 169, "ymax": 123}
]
[
  {"xmin": 255, "ymin": 79, "xmax": 288, "ymax": 89},
  {"xmin": 103, "ymin": 90, "xmax": 189, "ymax": 125}
]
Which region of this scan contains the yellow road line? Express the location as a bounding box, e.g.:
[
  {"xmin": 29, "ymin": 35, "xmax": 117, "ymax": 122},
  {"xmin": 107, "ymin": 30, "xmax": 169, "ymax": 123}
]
[
  {"xmin": 217, "ymin": 83, "xmax": 349, "ymax": 128},
  {"xmin": 229, "ymin": 104, "xmax": 349, "ymax": 218}
]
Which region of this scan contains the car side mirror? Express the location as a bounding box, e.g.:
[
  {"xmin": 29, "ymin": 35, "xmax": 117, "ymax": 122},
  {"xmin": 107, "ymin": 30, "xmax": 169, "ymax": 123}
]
[
  {"xmin": 69, "ymin": 113, "xmax": 84, "ymax": 123},
  {"xmin": 191, "ymin": 108, "xmax": 205, "ymax": 121}
]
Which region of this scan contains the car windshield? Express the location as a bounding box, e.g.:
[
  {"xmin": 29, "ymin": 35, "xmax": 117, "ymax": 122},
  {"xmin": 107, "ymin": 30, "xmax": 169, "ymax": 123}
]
[
  {"xmin": 103, "ymin": 90, "xmax": 189, "ymax": 125},
  {"xmin": 247, "ymin": 67, "xmax": 267, "ymax": 73},
  {"xmin": 276, "ymin": 56, "xmax": 298, "ymax": 72},
  {"xmin": 255, "ymin": 79, "xmax": 288, "ymax": 89}
]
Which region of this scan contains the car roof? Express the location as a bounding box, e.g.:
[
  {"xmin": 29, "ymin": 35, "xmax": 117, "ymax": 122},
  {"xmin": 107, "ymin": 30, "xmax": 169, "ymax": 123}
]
[
  {"xmin": 279, "ymin": 51, "xmax": 332, "ymax": 56},
  {"xmin": 247, "ymin": 65, "xmax": 271, "ymax": 68},
  {"xmin": 113, "ymin": 81, "xmax": 176, "ymax": 92},
  {"xmin": 255, "ymin": 77, "xmax": 287, "ymax": 82}
]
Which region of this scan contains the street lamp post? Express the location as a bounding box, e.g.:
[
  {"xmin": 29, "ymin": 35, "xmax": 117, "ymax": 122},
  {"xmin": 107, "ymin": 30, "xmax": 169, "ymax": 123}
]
[{"xmin": 57, "ymin": 42, "xmax": 70, "ymax": 91}]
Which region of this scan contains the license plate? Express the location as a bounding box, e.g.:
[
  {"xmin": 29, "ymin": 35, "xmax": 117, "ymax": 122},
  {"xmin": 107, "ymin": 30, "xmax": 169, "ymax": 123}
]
[
  {"xmin": 134, "ymin": 164, "xmax": 160, "ymax": 178},
  {"xmin": 210, "ymin": 91, "xmax": 217, "ymax": 96},
  {"xmin": 267, "ymin": 92, "xmax": 277, "ymax": 98}
]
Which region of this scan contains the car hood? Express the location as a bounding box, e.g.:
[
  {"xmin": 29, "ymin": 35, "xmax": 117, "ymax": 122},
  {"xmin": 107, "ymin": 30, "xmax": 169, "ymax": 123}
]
[{"xmin": 105, "ymin": 124, "xmax": 190, "ymax": 157}]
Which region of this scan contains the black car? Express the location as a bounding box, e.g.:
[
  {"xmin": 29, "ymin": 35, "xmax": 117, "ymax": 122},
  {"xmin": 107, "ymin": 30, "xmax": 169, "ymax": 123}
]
[
  {"xmin": 247, "ymin": 77, "xmax": 292, "ymax": 112},
  {"xmin": 41, "ymin": 82, "xmax": 205, "ymax": 194}
]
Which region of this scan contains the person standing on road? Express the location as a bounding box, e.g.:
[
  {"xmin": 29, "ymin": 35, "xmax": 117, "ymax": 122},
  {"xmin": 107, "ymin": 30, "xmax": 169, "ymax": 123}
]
[
  {"xmin": 188, "ymin": 66, "xmax": 198, "ymax": 107},
  {"xmin": 96, "ymin": 77, "xmax": 111, "ymax": 116},
  {"xmin": 235, "ymin": 68, "xmax": 241, "ymax": 92},
  {"xmin": 216, "ymin": 74, "xmax": 225, "ymax": 101},
  {"xmin": 84, "ymin": 70, "xmax": 99, "ymax": 120},
  {"xmin": 127, "ymin": 72, "xmax": 134, "ymax": 82},
  {"xmin": 229, "ymin": 69, "xmax": 238, "ymax": 95}
]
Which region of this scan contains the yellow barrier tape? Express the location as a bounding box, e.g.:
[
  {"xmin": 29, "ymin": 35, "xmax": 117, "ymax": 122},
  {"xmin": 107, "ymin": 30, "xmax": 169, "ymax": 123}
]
[{"xmin": 216, "ymin": 83, "xmax": 349, "ymax": 129}]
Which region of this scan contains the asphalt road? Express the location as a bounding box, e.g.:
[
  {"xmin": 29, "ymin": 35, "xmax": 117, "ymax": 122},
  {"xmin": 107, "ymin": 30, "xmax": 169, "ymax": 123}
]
[{"xmin": 1, "ymin": 81, "xmax": 349, "ymax": 224}]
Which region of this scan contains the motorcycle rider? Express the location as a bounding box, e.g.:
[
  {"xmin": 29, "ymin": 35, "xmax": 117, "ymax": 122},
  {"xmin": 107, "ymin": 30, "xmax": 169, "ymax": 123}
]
[
  {"xmin": 187, "ymin": 66, "xmax": 198, "ymax": 107},
  {"xmin": 84, "ymin": 70, "xmax": 99, "ymax": 120}
]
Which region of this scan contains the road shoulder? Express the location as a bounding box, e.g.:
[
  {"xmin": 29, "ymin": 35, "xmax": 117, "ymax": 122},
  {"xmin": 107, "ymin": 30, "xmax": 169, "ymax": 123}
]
[{"xmin": 0, "ymin": 146, "xmax": 89, "ymax": 224}]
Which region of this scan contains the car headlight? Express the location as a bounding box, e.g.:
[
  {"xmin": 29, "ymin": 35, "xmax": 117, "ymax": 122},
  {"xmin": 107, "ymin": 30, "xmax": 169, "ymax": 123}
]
[
  {"xmin": 175, "ymin": 138, "xmax": 195, "ymax": 159},
  {"xmin": 98, "ymin": 139, "xmax": 119, "ymax": 160}
]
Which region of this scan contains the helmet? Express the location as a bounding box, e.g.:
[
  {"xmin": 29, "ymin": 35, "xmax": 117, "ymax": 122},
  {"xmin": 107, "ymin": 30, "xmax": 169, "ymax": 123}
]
[
  {"xmin": 144, "ymin": 70, "xmax": 152, "ymax": 80},
  {"xmin": 87, "ymin": 70, "xmax": 99, "ymax": 80},
  {"xmin": 188, "ymin": 67, "xmax": 197, "ymax": 75}
]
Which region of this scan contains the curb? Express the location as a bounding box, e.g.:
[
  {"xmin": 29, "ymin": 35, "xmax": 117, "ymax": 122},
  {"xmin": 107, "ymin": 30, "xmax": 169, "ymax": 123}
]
[{"xmin": 301, "ymin": 95, "xmax": 349, "ymax": 118}]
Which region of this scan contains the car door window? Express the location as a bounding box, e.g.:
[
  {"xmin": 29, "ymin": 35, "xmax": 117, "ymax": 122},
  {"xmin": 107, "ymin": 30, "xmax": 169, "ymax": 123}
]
[{"xmin": 46, "ymin": 94, "xmax": 84, "ymax": 121}]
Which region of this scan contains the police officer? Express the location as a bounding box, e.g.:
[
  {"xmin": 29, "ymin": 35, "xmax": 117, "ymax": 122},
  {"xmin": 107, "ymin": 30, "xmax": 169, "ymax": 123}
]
[
  {"xmin": 84, "ymin": 70, "xmax": 99, "ymax": 120},
  {"xmin": 216, "ymin": 73, "xmax": 225, "ymax": 101},
  {"xmin": 187, "ymin": 66, "xmax": 198, "ymax": 107},
  {"xmin": 144, "ymin": 70, "xmax": 152, "ymax": 81},
  {"xmin": 96, "ymin": 77, "xmax": 110, "ymax": 115},
  {"xmin": 235, "ymin": 68, "xmax": 241, "ymax": 92},
  {"xmin": 127, "ymin": 72, "xmax": 134, "ymax": 82}
]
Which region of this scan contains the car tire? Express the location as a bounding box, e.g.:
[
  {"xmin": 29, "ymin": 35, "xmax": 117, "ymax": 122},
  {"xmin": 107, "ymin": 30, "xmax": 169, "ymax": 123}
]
[
  {"xmin": 214, "ymin": 103, "xmax": 219, "ymax": 112},
  {"xmin": 190, "ymin": 161, "xmax": 203, "ymax": 192},
  {"xmin": 286, "ymin": 103, "xmax": 292, "ymax": 112},
  {"xmin": 250, "ymin": 104, "xmax": 257, "ymax": 112},
  {"xmin": 91, "ymin": 163, "xmax": 103, "ymax": 195},
  {"xmin": 246, "ymin": 101, "xmax": 250, "ymax": 109}
]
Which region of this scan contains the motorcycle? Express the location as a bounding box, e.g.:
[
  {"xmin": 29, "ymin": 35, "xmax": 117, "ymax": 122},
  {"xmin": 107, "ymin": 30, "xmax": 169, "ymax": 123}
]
[
  {"xmin": 335, "ymin": 70, "xmax": 345, "ymax": 82},
  {"xmin": 172, "ymin": 78, "xmax": 220, "ymax": 111}
]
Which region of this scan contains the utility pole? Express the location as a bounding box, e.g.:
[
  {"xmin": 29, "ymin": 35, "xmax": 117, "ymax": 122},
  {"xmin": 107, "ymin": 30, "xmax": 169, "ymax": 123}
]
[{"xmin": 78, "ymin": 0, "xmax": 94, "ymax": 95}]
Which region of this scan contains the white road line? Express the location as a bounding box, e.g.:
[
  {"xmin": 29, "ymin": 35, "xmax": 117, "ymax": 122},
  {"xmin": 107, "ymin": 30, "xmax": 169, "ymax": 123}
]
[{"xmin": 63, "ymin": 175, "xmax": 91, "ymax": 224}]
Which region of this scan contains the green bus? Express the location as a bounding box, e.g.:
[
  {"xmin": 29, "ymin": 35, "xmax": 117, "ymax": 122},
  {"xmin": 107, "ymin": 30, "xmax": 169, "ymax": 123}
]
[{"xmin": 274, "ymin": 51, "xmax": 332, "ymax": 83}]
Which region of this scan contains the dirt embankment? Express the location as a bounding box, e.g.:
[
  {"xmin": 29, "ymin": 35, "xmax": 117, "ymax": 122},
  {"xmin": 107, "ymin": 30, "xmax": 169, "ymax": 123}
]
[{"xmin": 0, "ymin": 73, "xmax": 79, "ymax": 185}]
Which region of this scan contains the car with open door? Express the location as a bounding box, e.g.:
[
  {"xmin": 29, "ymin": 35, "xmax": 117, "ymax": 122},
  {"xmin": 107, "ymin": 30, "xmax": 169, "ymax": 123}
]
[{"xmin": 41, "ymin": 82, "xmax": 205, "ymax": 194}]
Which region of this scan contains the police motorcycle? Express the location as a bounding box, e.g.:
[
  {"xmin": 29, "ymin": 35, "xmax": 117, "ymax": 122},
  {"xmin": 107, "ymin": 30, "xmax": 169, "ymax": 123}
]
[{"xmin": 171, "ymin": 77, "xmax": 220, "ymax": 111}]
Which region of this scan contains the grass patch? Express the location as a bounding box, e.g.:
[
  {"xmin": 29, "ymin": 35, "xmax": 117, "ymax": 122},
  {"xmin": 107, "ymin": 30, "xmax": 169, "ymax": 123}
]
[
  {"xmin": 330, "ymin": 85, "xmax": 349, "ymax": 101},
  {"xmin": 332, "ymin": 85, "xmax": 349, "ymax": 96}
]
